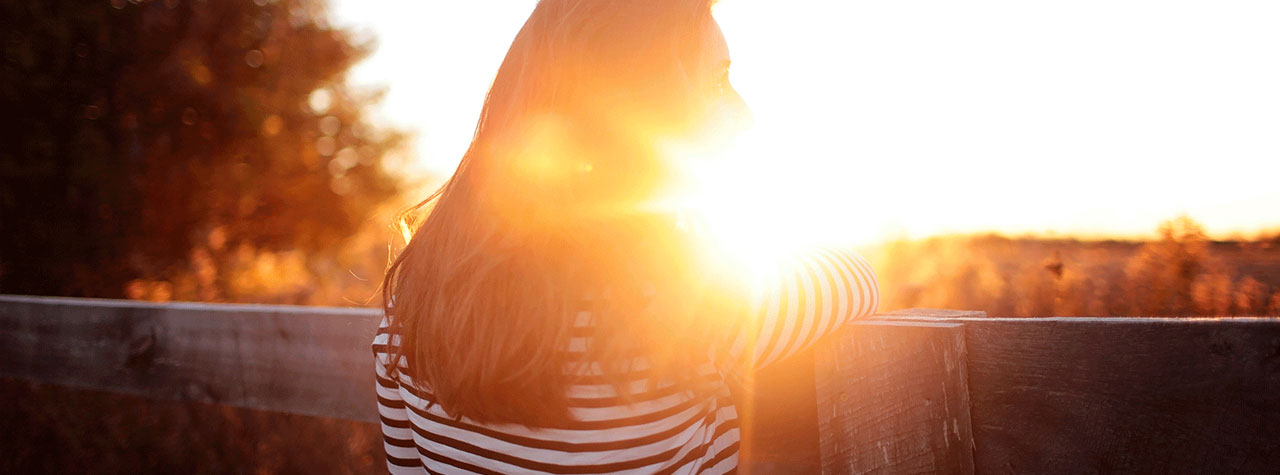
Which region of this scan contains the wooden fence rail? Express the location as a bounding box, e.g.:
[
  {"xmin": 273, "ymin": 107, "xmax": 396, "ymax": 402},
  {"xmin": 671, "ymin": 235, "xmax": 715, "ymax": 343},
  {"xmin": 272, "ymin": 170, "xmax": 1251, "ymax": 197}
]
[{"xmin": 3, "ymin": 295, "xmax": 1280, "ymax": 474}]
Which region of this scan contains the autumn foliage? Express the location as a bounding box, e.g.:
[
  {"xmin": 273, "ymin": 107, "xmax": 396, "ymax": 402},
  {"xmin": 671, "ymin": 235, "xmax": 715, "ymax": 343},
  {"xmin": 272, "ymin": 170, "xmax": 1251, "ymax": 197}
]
[{"xmin": 0, "ymin": 0, "xmax": 405, "ymax": 305}]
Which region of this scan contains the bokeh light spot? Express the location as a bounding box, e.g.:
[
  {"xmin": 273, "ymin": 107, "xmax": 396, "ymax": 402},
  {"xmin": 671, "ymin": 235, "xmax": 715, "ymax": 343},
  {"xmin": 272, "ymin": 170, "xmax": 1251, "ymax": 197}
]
[
  {"xmin": 308, "ymin": 89, "xmax": 332, "ymax": 114},
  {"xmin": 315, "ymin": 136, "xmax": 337, "ymax": 157},
  {"xmin": 244, "ymin": 49, "xmax": 265, "ymax": 68},
  {"xmin": 188, "ymin": 63, "xmax": 212, "ymax": 86},
  {"xmin": 319, "ymin": 115, "xmax": 341, "ymax": 136}
]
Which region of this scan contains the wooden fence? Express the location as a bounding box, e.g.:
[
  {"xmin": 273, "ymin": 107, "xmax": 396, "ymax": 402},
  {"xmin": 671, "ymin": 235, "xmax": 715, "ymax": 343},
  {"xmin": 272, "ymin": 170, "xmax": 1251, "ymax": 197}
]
[{"xmin": 2, "ymin": 295, "xmax": 1279, "ymax": 474}]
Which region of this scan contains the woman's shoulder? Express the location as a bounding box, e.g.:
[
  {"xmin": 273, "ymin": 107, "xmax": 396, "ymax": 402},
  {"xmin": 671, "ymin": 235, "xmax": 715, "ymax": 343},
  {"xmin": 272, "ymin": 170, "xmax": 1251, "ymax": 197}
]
[{"xmin": 371, "ymin": 308, "xmax": 400, "ymax": 365}]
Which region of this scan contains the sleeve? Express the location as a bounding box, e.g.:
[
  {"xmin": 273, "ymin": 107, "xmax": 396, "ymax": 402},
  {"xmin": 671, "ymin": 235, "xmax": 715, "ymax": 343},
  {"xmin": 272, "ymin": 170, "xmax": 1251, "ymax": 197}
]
[
  {"xmin": 372, "ymin": 315, "xmax": 427, "ymax": 474},
  {"xmin": 726, "ymin": 247, "xmax": 879, "ymax": 370}
]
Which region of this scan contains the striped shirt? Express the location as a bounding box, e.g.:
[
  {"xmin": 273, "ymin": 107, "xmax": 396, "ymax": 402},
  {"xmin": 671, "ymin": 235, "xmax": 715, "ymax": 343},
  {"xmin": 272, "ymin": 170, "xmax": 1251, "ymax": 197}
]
[{"xmin": 372, "ymin": 247, "xmax": 879, "ymax": 474}]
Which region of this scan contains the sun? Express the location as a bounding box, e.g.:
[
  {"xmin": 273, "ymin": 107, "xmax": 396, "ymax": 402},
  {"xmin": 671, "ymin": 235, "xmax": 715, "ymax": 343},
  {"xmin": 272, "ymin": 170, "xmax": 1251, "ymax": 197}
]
[{"xmin": 657, "ymin": 130, "xmax": 876, "ymax": 287}]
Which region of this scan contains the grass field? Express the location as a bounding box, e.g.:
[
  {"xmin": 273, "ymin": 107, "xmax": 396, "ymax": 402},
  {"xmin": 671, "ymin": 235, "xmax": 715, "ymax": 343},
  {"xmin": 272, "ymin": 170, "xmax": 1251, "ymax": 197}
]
[{"xmin": 869, "ymin": 218, "xmax": 1280, "ymax": 317}]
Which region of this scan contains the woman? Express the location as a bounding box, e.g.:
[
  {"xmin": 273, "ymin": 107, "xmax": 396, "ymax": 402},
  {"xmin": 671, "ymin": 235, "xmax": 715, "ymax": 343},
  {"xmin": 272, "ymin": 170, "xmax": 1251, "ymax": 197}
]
[{"xmin": 373, "ymin": 0, "xmax": 879, "ymax": 473}]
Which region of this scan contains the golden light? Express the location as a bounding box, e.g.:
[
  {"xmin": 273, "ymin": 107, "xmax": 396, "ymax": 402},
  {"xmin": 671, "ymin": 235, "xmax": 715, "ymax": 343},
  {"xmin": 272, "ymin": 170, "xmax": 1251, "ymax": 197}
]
[
  {"xmin": 656, "ymin": 129, "xmax": 877, "ymax": 285},
  {"xmin": 333, "ymin": 0, "xmax": 1280, "ymax": 244}
]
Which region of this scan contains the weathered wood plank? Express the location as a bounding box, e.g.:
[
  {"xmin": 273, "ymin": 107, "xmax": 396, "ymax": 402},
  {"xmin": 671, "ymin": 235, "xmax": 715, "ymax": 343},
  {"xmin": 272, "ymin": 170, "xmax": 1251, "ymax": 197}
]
[
  {"xmin": 885, "ymin": 312, "xmax": 1280, "ymax": 474},
  {"xmin": 0, "ymin": 377, "xmax": 387, "ymax": 474},
  {"xmin": 883, "ymin": 308, "xmax": 987, "ymax": 319},
  {"xmin": 742, "ymin": 309, "xmax": 981, "ymax": 473},
  {"xmin": 14, "ymin": 296, "xmax": 1280, "ymax": 474},
  {"xmin": 0, "ymin": 295, "xmax": 381, "ymax": 422},
  {"xmin": 955, "ymin": 318, "xmax": 1280, "ymax": 475},
  {"xmin": 815, "ymin": 320, "xmax": 975, "ymax": 475}
]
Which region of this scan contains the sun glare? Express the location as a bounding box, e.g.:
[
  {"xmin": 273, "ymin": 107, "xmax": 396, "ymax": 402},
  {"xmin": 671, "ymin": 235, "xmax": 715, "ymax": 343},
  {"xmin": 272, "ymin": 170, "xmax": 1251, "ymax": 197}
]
[
  {"xmin": 335, "ymin": 0, "xmax": 1280, "ymax": 245},
  {"xmin": 658, "ymin": 128, "xmax": 878, "ymax": 285}
]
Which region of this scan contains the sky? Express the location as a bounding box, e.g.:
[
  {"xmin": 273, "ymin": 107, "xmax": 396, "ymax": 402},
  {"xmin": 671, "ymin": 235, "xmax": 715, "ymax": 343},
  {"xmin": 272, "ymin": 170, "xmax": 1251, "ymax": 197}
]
[{"xmin": 330, "ymin": 0, "xmax": 1280, "ymax": 245}]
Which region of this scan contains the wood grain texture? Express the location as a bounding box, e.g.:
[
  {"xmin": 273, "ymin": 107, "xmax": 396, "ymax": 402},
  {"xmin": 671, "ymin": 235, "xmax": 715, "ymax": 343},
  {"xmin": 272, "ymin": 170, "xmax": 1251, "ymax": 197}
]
[
  {"xmin": 815, "ymin": 321, "xmax": 976, "ymax": 475},
  {"xmin": 883, "ymin": 308, "xmax": 988, "ymax": 319},
  {"xmin": 955, "ymin": 318, "xmax": 1280, "ymax": 475},
  {"xmin": 0, "ymin": 377, "xmax": 387, "ymax": 474},
  {"xmin": 0, "ymin": 295, "xmax": 381, "ymax": 422},
  {"xmin": 742, "ymin": 309, "xmax": 984, "ymax": 473},
  {"xmin": 16, "ymin": 296, "xmax": 1279, "ymax": 474}
]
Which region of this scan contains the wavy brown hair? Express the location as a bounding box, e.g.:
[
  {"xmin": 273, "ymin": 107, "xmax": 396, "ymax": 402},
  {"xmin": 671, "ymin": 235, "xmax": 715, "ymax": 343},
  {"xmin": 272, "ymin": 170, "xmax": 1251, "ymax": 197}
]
[{"xmin": 382, "ymin": 0, "xmax": 751, "ymax": 426}]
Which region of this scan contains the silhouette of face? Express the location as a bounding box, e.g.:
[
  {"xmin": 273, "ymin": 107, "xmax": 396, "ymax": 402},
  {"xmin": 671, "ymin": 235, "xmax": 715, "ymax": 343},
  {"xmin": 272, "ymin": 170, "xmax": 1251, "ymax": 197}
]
[
  {"xmin": 652, "ymin": 17, "xmax": 752, "ymax": 164},
  {"xmin": 696, "ymin": 19, "xmax": 752, "ymax": 136}
]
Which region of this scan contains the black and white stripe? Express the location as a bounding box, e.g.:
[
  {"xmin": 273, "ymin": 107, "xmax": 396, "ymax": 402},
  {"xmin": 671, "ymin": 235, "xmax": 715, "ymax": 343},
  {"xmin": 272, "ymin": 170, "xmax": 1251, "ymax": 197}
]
[{"xmin": 373, "ymin": 247, "xmax": 878, "ymax": 474}]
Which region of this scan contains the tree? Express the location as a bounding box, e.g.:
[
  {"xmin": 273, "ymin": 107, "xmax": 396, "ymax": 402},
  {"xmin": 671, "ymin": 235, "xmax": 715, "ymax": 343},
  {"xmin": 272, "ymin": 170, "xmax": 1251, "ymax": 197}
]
[{"xmin": 0, "ymin": 0, "xmax": 403, "ymax": 300}]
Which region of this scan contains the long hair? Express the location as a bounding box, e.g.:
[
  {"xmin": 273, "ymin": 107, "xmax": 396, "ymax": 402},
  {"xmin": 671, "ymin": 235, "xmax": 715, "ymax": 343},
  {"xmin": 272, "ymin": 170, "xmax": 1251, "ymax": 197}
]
[{"xmin": 382, "ymin": 0, "xmax": 747, "ymax": 426}]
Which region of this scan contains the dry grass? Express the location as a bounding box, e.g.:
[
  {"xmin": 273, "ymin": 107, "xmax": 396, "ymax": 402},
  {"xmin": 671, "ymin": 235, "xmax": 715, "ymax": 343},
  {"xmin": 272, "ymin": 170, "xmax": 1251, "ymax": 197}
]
[{"xmin": 867, "ymin": 217, "xmax": 1280, "ymax": 317}]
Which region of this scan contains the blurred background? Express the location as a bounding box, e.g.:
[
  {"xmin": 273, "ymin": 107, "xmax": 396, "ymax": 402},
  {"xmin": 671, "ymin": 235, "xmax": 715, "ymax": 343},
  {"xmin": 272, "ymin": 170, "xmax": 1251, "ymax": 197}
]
[{"xmin": 3, "ymin": 0, "xmax": 1278, "ymax": 317}]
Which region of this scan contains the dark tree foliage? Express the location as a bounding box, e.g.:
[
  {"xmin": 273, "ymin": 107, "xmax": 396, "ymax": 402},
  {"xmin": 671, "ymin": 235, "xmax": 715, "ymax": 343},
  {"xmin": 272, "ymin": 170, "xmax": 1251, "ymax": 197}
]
[{"xmin": 0, "ymin": 0, "xmax": 402, "ymax": 298}]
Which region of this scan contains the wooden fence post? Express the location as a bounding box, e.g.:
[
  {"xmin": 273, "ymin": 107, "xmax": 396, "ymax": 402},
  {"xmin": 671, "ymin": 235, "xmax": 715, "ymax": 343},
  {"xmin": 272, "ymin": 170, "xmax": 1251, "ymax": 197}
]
[{"xmin": 815, "ymin": 318, "xmax": 976, "ymax": 474}]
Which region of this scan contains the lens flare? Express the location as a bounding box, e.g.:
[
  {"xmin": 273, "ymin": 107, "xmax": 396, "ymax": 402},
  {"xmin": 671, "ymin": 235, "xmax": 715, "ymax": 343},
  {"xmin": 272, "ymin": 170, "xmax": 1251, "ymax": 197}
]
[{"xmin": 658, "ymin": 131, "xmax": 876, "ymax": 287}]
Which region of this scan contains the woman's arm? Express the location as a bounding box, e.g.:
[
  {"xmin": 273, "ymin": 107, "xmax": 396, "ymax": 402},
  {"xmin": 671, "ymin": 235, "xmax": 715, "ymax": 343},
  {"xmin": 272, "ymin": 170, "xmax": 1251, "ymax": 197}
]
[
  {"xmin": 727, "ymin": 247, "xmax": 879, "ymax": 370},
  {"xmin": 372, "ymin": 316, "xmax": 428, "ymax": 474}
]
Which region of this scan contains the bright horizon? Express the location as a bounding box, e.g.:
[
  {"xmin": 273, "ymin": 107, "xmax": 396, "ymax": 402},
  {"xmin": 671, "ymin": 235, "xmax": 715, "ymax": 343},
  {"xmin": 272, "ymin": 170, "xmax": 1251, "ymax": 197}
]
[{"xmin": 331, "ymin": 0, "xmax": 1280, "ymax": 246}]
